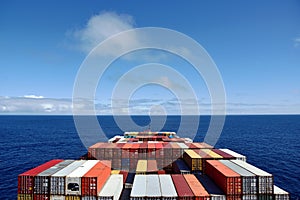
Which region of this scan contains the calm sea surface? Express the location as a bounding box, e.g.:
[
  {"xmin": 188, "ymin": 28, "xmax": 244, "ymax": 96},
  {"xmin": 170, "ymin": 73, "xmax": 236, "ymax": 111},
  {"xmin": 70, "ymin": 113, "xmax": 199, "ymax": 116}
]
[{"xmin": 1, "ymin": 115, "xmax": 299, "ymax": 199}]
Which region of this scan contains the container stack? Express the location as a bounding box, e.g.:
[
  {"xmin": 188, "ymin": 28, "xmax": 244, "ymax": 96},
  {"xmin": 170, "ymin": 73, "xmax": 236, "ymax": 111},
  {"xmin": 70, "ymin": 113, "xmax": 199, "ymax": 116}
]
[{"xmin": 18, "ymin": 131, "xmax": 290, "ymax": 200}]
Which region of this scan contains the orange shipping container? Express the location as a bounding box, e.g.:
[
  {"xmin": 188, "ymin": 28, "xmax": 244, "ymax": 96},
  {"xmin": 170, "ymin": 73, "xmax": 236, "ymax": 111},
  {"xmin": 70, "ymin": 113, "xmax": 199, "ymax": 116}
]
[
  {"xmin": 81, "ymin": 160, "xmax": 111, "ymax": 196},
  {"xmin": 183, "ymin": 174, "xmax": 210, "ymax": 200}
]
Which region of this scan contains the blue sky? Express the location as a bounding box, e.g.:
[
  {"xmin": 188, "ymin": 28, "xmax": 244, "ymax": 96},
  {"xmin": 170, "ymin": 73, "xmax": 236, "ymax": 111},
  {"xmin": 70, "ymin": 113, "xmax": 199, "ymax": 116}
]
[{"xmin": 0, "ymin": 0, "xmax": 300, "ymax": 114}]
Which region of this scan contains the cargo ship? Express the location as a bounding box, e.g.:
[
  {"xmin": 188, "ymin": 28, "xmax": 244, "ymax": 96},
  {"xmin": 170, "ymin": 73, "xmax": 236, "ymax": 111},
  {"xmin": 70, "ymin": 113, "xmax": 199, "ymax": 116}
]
[{"xmin": 18, "ymin": 131, "xmax": 290, "ymax": 200}]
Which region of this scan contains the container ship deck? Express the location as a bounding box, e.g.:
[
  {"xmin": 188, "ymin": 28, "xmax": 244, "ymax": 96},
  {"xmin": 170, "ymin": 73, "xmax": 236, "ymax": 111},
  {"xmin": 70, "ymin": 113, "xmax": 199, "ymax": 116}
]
[{"xmin": 17, "ymin": 131, "xmax": 290, "ymax": 200}]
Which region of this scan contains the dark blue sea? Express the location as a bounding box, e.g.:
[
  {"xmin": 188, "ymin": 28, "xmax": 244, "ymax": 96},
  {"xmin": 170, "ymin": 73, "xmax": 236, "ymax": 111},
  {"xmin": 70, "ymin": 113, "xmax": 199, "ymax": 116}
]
[{"xmin": 1, "ymin": 115, "xmax": 299, "ymax": 199}]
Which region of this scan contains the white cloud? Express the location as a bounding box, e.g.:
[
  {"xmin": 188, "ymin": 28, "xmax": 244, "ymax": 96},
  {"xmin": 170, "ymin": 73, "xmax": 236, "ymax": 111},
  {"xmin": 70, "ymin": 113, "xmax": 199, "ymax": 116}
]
[
  {"xmin": 294, "ymin": 38, "xmax": 300, "ymax": 47},
  {"xmin": 1, "ymin": 96, "xmax": 299, "ymax": 115},
  {"xmin": 73, "ymin": 11, "xmax": 139, "ymax": 56},
  {"xmin": 23, "ymin": 95, "xmax": 44, "ymax": 99}
]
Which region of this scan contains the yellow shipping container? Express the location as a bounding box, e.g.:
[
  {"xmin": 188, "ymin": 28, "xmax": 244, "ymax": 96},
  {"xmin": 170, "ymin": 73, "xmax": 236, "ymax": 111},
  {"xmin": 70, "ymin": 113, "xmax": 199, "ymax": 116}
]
[
  {"xmin": 111, "ymin": 170, "xmax": 120, "ymax": 174},
  {"xmin": 65, "ymin": 195, "xmax": 81, "ymax": 200},
  {"xmin": 17, "ymin": 194, "xmax": 33, "ymax": 200},
  {"xmin": 136, "ymin": 160, "xmax": 147, "ymax": 174},
  {"xmin": 184, "ymin": 150, "xmax": 202, "ymax": 171},
  {"xmin": 202, "ymin": 149, "xmax": 223, "ymax": 159}
]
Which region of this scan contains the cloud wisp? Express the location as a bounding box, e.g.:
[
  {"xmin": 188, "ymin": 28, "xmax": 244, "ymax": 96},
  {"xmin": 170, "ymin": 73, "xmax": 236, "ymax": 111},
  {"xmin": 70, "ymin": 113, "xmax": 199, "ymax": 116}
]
[{"xmin": 1, "ymin": 96, "xmax": 300, "ymax": 115}]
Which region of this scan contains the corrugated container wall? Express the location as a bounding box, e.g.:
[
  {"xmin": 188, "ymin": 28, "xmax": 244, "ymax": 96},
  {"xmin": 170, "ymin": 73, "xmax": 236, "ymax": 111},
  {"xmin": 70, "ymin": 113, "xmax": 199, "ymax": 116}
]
[
  {"xmin": 183, "ymin": 174, "xmax": 210, "ymax": 200},
  {"xmin": 273, "ymin": 185, "xmax": 289, "ymax": 200},
  {"xmin": 18, "ymin": 160, "xmax": 63, "ymax": 195},
  {"xmin": 171, "ymin": 174, "xmax": 194, "ymax": 200},
  {"xmin": 195, "ymin": 174, "xmax": 226, "ymax": 200},
  {"xmin": 65, "ymin": 160, "xmax": 99, "ymax": 196},
  {"xmin": 81, "ymin": 160, "xmax": 111, "ymax": 197},
  {"xmin": 219, "ymin": 160, "xmax": 257, "ymax": 196},
  {"xmin": 98, "ymin": 174, "xmax": 123, "ymax": 200},
  {"xmin": 34, "ymin": 160, "xmax": 74, "ymax": 195},
  {"xmin": 231, "ymin": 160, "xmax": 273, "ymax": 195},
  {"xmin": 146, "ymin": 175, "xmax": 161, "ymax": 199},
  {"xmin": 159, "ymin": 175, "xmax": 177, "ymax": 200},
  {"xmin": 183, "ymin": 150, "xmax": 202, "ymax": 171},
  {"xmin": 130, "ymin": 175, "xmax": 147, "ymax": 199},
  {"xmin": 205, "ymin": 160, "xmax": 242, "ymax": 196},
  {"xmin": 50, "ymin": 160, "xmax": 86, "ymax": 195},
  {"xmin": 219, "ymin": 149, "xmax": 246, "ymax": 162}
]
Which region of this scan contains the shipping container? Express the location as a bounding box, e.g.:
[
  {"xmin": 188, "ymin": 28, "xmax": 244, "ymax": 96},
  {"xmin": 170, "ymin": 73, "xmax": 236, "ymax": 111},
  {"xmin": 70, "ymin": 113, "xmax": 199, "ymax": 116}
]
[
  {"xmin": 173, "ymin": 159, "xmax": 191, "ymax": 174},
  {"xmin": 205, "ymin": 160, "xmax": 242, "ymax": 195},
  {"xmin": 18, "ymin": 160, "xmax": 63, "ymax": 195},
  {"xmin": 146, "ymin": 175, "xmax": 161, "ymax": 199},
  {"xmin": 50, "ymin": 160, "xmax": 87, "ymax": 195},
  {"xmin": 171, "ymin": 174, "xmax": 194, "ymax": 200},
  {"xmin": 33, "ymin": 194, "xmax": 49, "ymax": 200},
  {"xmin": 183, "ymin": 149, "xmax": 202, "ymax": 171},
  {"xmin": 18, "ymin": 194, "xmax": 33, "ymax": 200},
  {"xmin": 231, "ymin": 160, "xmax": 273, "ymax": 194},
  {"xmin": 212, "ymin": 149, "xmax": 235, "ymax": 160},
  {"xmin": 273, "ymin": 185, "xmax": 289, "ymax": 200},
  {"xmin": 119, "ymin": 170, "xmax": 128, "ymax": 185},
  {"xmin": 147, "ymin": 159, "xmax": 158, "ymax": 173},
  {"xmin": 34, "ymin": 160, "xmax": 74, "ymax": 195},
  {"xmin": 183, "ymin": 174, "xmax": 210, "ymax": 200},
  {"xmin": 136, "ymin": 160, "xmax": 147, "ymax": 174},
  {"xmin": 98, "ymin": 175, "xmax": 123, "ymax": 200},
  {"xmin": 159, "ymin": 175, "xmax": 177, "ymax": 200},
  {"xmin": 243, "ymin": 195, "xmax": 258, "ymax": 200},
  {"xmin": 258, "ymin": 195, "xmax": 273, "ymax": 200},
  {"xmin": 219, "ymin": 149, "xmax": 246, "ymax": 162},
  {"xmin": 201, "ymin": 149, "xmax": 223, "ymax": 159},
  {"xmin": 177, "ymin": 143, "xmax": 189, "ymax": 158},
  {"xmin": 121, "ymin": 143, "xmax": 132, "ymax": 158},
  {"xmin": 130, "ymin": 175, "xmax": 147, "ymax": 199},
  {"xmin": 195, "ymin": 174, "xmax": 226, "ymax": 200},
  {"xmin": 65, "ymin": 160, "xmax": 99, "ymax": 195},
  {"xmin": 155, "ymin": 143, "xmax": 164, "ymax": 159},
  {"xmin": 50, "ymin": 195, "xmax": 65, "ymax": 200},
  {"xmin": 82, "ymin": 161, "xmax": 111, "ymax": 196},
  {"xmin": 219, "ymin": 160, "xmax": 257, "ymax": 195},
  {"xmin": 65, "ymin": 196, "xmax": 81, "ymax": 200},
  {"xmin": 125, "ymin": 172, "xmax": 135, "ymax": 189}
]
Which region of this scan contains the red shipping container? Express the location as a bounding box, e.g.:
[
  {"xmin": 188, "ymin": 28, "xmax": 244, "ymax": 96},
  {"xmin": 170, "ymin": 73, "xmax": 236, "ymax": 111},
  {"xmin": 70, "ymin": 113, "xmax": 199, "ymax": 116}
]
[
  {"xmin": 171, "ymin": 174, "xmax": 194, "ymax": 200},
  {"xmin": 18, "ymin": 160, "xmax": 63, "ymax": 194},
  {"xmin": 119, "ymin": 170, "xmax": 129, "ymax": 184},
  {"xmin": 33, "ymin": 194, "xmax": 48, "ymax": 200},
  {"xmin": 183, "ymin": 174, "xmax": 210, "ymax": 200},
  {"xmin": 129, "ymin": 143, "xmax": 140, "ymax": 159},
  {"xmin": 155, "ymin": 143, "xmax": 164, "ymax": 159},
  {"xmin": 147, "ymin": 143, "xmax": 156, "ymax": 158},
  {"xmin": 81, "ymin": 160, "xmax": 111, "ymax": 196},
  {"xmin": 122, "ymin": 143, "xmax": 132, "ymax": 158},
  {"xmin": 147, "ymin": 160, "xmax": 158, "ymax": 173},
  {"xmin": 205, "ymin": 160, "xmax": 242, "ymax": 195}
]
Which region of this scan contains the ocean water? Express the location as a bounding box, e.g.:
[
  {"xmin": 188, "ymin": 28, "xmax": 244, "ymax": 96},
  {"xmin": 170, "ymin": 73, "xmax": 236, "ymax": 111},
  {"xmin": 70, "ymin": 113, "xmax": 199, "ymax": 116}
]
[{"xmin": 0, "ymin": 115, "xmax": 299, "ymax": 199}]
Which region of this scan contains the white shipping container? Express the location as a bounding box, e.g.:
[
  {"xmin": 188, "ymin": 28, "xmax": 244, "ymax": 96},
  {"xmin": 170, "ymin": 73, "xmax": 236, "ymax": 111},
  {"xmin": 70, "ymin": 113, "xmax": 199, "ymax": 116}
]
[
  {"xmin": 220, "ymin": 160, "xmax": 257, "ymax": 195},
  {"xmin": 146, "ymin": 175, "xmax": 161, "ymax": 198},
  {"xmin": 219, "ymin": 148, "xmax": 247, "ymax": 161},
  {"xmin": 98, "ymin": 174, "xmax": 123, "ymax": 200},
  {"xmin": 158, "ymin": 175, "xmax": 177, "ymax": 200},
  {"xmin": 274, "ymin": 185, "xmax": 289, "ymax": 200},
  {"xmin": 231, "ymin": 160, "xmax": 273, "ymax": 194},
  {"xmin": 50, "ymin": 160, "xmax": 86, "ymax": 195},
  {"xmin": 242, "ymin": 195, "xmax": 257, "ymax": 200},
  {"xmin": 50, "ymin": 195, "xmax": 65, "ymax": 200},
  {"xmin": 130, "ymin": 175, "xmax": 147, "ymax": 199},
  {"xmin": 65, "ymin": 160, "xmax": 99, "ymax": 195},
  {"xmin": 35, "ymin": 160, "xmax": 74, "ymax": 194}
]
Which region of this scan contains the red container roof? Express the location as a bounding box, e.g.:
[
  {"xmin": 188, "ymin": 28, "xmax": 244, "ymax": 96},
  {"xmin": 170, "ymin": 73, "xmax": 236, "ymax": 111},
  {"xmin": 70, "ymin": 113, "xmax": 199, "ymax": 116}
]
[
  {"xmin": 171, "ymin": 174, "xmax": 194, "ymax": 197},
  {"xmin": 206, "ymin": 160, "xmax": 240, "ymax": 177},
  {"xmin": 19, "ymin": 159, "xmax": 63, "ymax": 176}
]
